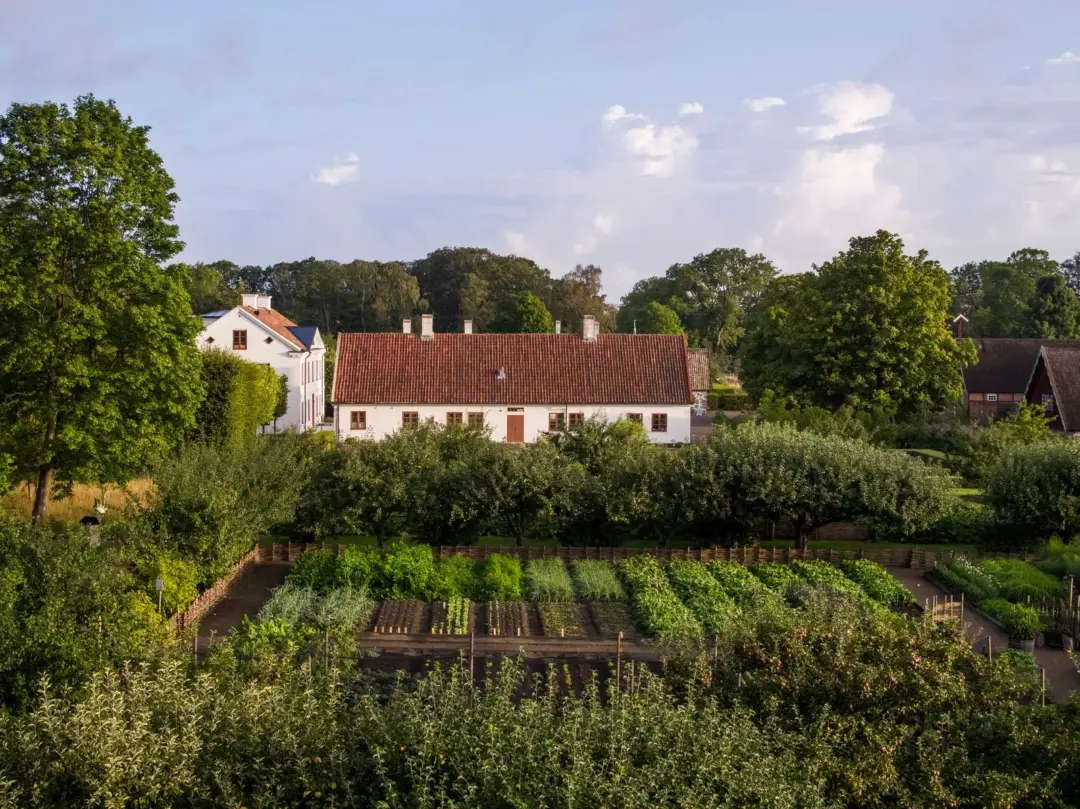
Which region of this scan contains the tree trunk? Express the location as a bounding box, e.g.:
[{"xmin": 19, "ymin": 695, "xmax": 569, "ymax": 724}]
[
  {"xmin": 31, "ymin": 415, "xmax": 58, "ymax": 520},
  {"xmin": 32, "ymin": 465, "xmax": 53, "ymax": 520},
  {"xmin": 794, "ymin": 532, "xmax": 810, "ymax": 552}
]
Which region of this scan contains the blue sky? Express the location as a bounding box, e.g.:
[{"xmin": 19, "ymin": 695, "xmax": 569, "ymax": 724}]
[{"xmin": 2, "ymin": 0, "xmax": 1079, "ymax": 296}]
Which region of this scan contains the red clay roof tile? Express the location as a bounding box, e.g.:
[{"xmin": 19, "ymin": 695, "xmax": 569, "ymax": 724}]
[
  {"xmin": 332, "ymin": 332, "xmax": 694, "ymax": 405},
  {"xmin": 241, "ymin": 306, "xmax": 304, "ymax": 350}
]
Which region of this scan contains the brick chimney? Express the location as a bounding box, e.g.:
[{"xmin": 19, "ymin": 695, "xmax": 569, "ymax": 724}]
[
  {"xmin": 402, "ymin": 318, "xmax": 412, "ymax": 335},
  {"xmin": 464, "ymin": 319, "xmax": 473, "ymax": 335},
  {"xmin": 421, "ymin": 314, "xmax": 434, "ymax": 341},
  {"xmin": 582, "ymin": 315, "xmax": 596, "ymax": 342}
]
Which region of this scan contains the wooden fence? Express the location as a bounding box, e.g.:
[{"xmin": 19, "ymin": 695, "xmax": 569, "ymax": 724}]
[
  {"xmin": 171, "ymin": 546, "xmax": 261, "ymax": 633},
  {"xmin": 255, "ymin": 541, "xmax": 1020, "ymax": 570}
]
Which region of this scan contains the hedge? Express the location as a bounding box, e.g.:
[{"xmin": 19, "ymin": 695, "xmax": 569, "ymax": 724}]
[{"xmin": 193, "ymin": 349, "xmax": 279, "ymax": 449}]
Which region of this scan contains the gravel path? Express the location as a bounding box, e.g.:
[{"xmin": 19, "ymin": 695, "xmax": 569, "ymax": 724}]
[{"xmin": 889, "ymin": 567, "xmax": 1078, "ymax": 704}]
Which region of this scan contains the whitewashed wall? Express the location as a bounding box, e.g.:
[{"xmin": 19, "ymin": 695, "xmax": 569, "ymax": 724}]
[
  {"xmin": 197, "ymin": 309, "xmax": 325, "ymax": 431},
  {"xmin": 334, "ymin": 404, "xmax": 691, "ymax": 444}
]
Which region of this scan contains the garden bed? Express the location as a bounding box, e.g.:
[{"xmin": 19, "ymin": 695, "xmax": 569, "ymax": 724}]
[
  {"xmin": 373, "ymin": 600, "xmax": 426, "ymax": 634},
  {"xmin": 485, "ymin": 601, "xmax": 539, "ymax": 637}
]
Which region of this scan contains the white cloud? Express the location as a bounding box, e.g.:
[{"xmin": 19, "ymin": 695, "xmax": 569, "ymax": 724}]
[
  {"xmin": 592, "ymin": 213, "xmax": 614, "ymax": 234},
  {"xmin": 311, "ymin": 152, "xmax": 359, "ymax": 186},
  {"xmin": 1047, "ymin": 51, "xmax": 1080, "ymax": 65},
  {"xmin": 573, "ymin": 213, "xmax": 616, "ymax": 255},
  {"xmin": 798, "ymin": 81, "xmax": 894, "ymax": 141},
  {"xmin": 744, "ymin": 96, "xmax": 786, "ymax": 113},
  {"xmin": 678, "ymin": 101, "xmax": 704, "ymax": 116},
  {"xmin": 503, "ymin": 229, "xmax": 529, "ymax": 255},
  {"xmin": 602, "ymin": 104, "xmax": 646, "ymax": 127}
]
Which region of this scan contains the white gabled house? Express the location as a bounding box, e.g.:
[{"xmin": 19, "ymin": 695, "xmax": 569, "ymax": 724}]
[
  {"xmin": 331, "ymin": 314, "xmax": 693, "ymax": 444},
  {"xmin": 197, "ymin": 294, "xmax": 326, "ymax": 431}
]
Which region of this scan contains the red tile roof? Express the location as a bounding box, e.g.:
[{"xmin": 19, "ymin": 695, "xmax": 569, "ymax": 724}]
[
  {"xmin": 332, "ymin": 333, "xmax": 694, "ymax": 405},
  {"xmin": 687, "ymin": 348, "xmax": 711, "ymax": 391},
  {"xmin": 1037, "ymin": 346, "xmax": 1080, "ymax": 432},
  {"xmin": 241, "ymin": 306, "xmax": 304, "ymax": 350}
]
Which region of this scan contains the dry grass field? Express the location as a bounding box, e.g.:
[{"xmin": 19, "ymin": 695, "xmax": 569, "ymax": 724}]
[{"xmin": 1, "ymin": 478, "xmax": 154, "ymax": 521}]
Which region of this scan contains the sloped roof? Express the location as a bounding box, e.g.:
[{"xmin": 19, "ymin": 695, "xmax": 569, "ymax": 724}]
[
  {"xmin": 1037, "ymin": 346, "xmax": 1080, "ymax": 432},
  {"xmin": 332, "ymin": 332, "xmax": 693, "ymax": 406},
  {"xmin": 687, "ymin": 348, "xmax": 711, "ymax": 391},
  {"xmin": 963, "ymin": 338, "xmax": 1080, "ymax": 393},
  {"xmin": 288, "ymin": 326, "xmax": 318, "ymax": 349},
  {"xmin": 241, "ymin": 306, "xmax": 304, "ymax": 350}
]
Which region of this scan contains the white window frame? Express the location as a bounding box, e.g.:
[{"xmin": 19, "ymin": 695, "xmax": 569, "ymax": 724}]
[{"xmin": 986, "ymin": 393, "xmax": 998, "ymax": 402}]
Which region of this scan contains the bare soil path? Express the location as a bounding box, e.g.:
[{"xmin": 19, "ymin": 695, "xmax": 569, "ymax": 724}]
[
  {"xmin": 889, "ymin": 567, "xmax": 1078, "ymax": 704},
  {"xmin": 196, "ymin": 563, "xmax": 289, "ymax": 648}
]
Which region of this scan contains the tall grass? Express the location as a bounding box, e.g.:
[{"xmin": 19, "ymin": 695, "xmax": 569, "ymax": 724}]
[
  {"xmin": 259, "ymin": 583, "xmax": 374, "ymax": 629},
  {"xmin": 1036, "ymin": 537, "xmax": 1080, "ymax": 578},
  {"xmin": 978, "ymin": 559, "xmax": 1063, "ymax": 602},
  {"xmin": 524, "ymin": 558, "xmax": 575, "ymax": 602},
  {"xmin": 571, "ymin": 560, "xmax": 624, "ymax": 601},
  {"xmin": 0, "ymin": 478, "xmax": 154, "ymax": 521}
]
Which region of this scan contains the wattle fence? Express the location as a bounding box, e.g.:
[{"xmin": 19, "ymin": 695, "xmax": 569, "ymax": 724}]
[{"xmin": 170, "ymin": 546, "xmax": 261, "ymax": 634}]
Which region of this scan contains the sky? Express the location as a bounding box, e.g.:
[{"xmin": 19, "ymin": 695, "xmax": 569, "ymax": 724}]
[{"xmin": 2, "ymin": 0, "xmax": 1080, "ymax": 297}]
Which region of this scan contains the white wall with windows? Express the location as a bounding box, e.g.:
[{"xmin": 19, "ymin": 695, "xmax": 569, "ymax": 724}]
[{"xmin": 333, "ymin": 404, "xmax": 691, "ymax": 444}]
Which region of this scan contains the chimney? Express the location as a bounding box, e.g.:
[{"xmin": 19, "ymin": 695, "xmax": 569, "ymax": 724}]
[
  {"xmin": 421, "ymin": 314, "xmax": 434, "ymax": 341},
  {"xmin": 583, "ymin": 315, "xmax": 596, "ymax": 342},
  {"xmin": 555, "ymin": 320, "xmax": 561, "ymax": 335},
  {"xmin": 464, "ymin": 319, "xmax": 473, "ymax": 335},
  {"xmin": 403, "ymin": 318, "xmax": 412, "ymax": 335},
  {"xmin": 257, "ymin": 295, "xmax": 272, "ymax": 310},
  {"xmin": 953, "ymin": 314, "xmax": 968, "ymax": 340},
  {"xmin": 241, "ymin": 293, "xmax": 259, "ymax": 309}
]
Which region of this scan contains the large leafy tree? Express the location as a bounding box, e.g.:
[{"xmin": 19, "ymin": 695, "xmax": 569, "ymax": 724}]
[
  {"xmin": 178, "ymin": 260, "xmax": 242, "ymax": 314},
  {"xmin": 617, "ymin": 248, "xmax": 776, "ymax": 359},
  {"xmin": 956, "ymin": 248, "xmax": 1061, "ymax": 337},
  {"xmin": 1061, "ymin": 250, "xmax": 1080, "ymax": 297},
  {"xmin": 0, "ymin": 96, "xmax": 203, "ymax": 517},
  {"xmin": 409, "ymin": 247, "xmax": 551, "ymax": 332},
  {"xmin": 1023, "ymin": 274, "xmax": 1080, "ymax": 338},
  {"xmin": 547, "ymin": 264, "xmax": 616, "ymax": 335},
  {"xmin": 488, "ymin": 291, "xmax": 554, "ymax": 333},
  {"xmin": 741, "ymin": 231, "xmax": 976, "ymax": 415},
  {"xmin": 634, "ymin": 301, "xmax": 683, "ymax": 334}
]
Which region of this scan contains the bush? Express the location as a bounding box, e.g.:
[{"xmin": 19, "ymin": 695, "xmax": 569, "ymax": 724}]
[
  {"xmin": 1036, "ymin": 536, "xmax": 1080, "ymax": 578},
  {"xmin": 708, "ymin": 385, "xmax": 751, "ymax": 411},
  {"xmin": 478, "ymin": 555, "xmax": 523, "ymax": 601},
  {"xmin": 524, "ymin": 559, "xmax": 574, "ymax": 602},
  {"xmin": 999, "ymin": 603, "xmax": 1041, "ymax": 641},
  {"xmin": 914, "ymin": 499, "xmax": 991, "ymax": 546},
  {"xmin": 978, "ymin": 558, "xmax": 1063, "ymax": 602},
  {"xmin": 431, "ymin": 555, "xmax": 479, "ymax": 600},
  {"xmin": 288, "ymin": 550, "xmax": 341, "ymax": 592},
  {"xmin": 571, "ymin": 560, "xmax": 624, "ymax": 601},
  {"xmin": 750, "ymin": 563, "xmax": 799, "ymax": 593},
  {"xmin": 139, "ymin": 552, "xmax": 199, "ymax": 615},
  {"xmin": 985, "ymin": 440, "xmax": 1080, "ymax": 540},
  {"xmin": 193, "ymin": 348, "xmax": 279, "ymax": 449},
  {"xmin": 375, "ymin": 542, "xmax": 436, "ymax": 600},
  {"xmin": 841, "ymin": 559, "xmax": 915, "ymax": 607}
]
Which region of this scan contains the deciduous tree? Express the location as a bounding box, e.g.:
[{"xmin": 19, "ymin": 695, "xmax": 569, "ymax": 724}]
[
  {"xmin": 0, "ymin": 96, "xmax": 203, "ymax": 517},
  {"xmin": 488, "ymin": 291, "xmax": 554, "ymax": 333}
]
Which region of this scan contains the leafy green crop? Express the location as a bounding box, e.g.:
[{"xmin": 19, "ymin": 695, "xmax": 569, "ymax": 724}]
[
  {"xmin": 571, "ymin": 560, "xmax": 625, "ymax": 601},
  {"xmin": 479, "ymin": 555, "xmax": 523, "ymax": 601},
  {"xmin": 841, "ymin": 560, "xmax": 915, "ymax": 607},
  {"xmin": 525, "ymin": 558, "xmax": 575, "ymax": 602},
  {"xmin": 666, "ymin": 560, "xmax": 739, "ymax": 634},
  {"xmin": 619, "ymin": 556, "xmax": 702, "ymax": 641}
]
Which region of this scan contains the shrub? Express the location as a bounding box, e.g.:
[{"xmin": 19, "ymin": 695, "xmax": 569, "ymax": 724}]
[
  {"xmin": 914, "ymin": 499, "xmax": 991, "ymax": 546},
  {"xmin": 841, "ymin": 559, "xmax": 915, "ymax": 607},
  {"xmin": 1036, "ymin": 536, "xmax": 1080, "ymax": 578},
  {"xmin": 478, "ymin": 555, "xmax": 523, "ymax": 601},
  {"xmin": 665, "ymin": 560, "xmax": 739, "ymax": 633},
  {"xmin": 706, "ymin": 561, "xmax": 770, "ymax": 606},
  {"xmin": 524, "ymin": 558, "xmax": 574, "ymax": 602},
  {"xmin": 337, "ymin": 547, "xmax": 381, "ymax": 590},
  {"xmin": 431, "ymin": 555, "xmax": 479, "ymax": 600},
  {"xmin": 978, "ymin": 558, "xmax": 1063, "ymax": 602},
  {"xmin": 1000, "ymin": 603, "xmax": 1042, "ymax": 640},
  {"xmin": 750, "ymin": 563, "xmax": 798, "ymax": 593},
  {"xmin": 571, "ymin": 560, "xmax": 624, "ymax": 601},
  {"xmin": 619, "ymin": 556, "xmax": 703, "ymax": 641},
  {"xmin": 375, "ymin": 542, "xmax": 436, "ymax": 600},
  {"xmin": 934, "ymin": 556, "xmax": 1000, "ymax": 603},
  {"xmin": 985, "ymin": 440, "xmax": 1080, "ymax": 540},
  {"xmin": 192, "ymin": 348, "xmax": 279, "ymax": 449},
  {"xmin": 288, "ymin": 550, "xmax": 341, "ymax": 592},
  {"xmin": 139, "ymin": 552, "xmax": 200, "ymax": 615}
]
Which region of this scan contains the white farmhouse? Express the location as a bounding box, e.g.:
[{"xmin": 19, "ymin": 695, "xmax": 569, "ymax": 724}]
[
  {"xmin": 197, "ymin": 294, "xmax": 326, "ymax": 431},
  {"xmin": 331, "ymin": 314, "xmax": 693, "ymax": 443}
]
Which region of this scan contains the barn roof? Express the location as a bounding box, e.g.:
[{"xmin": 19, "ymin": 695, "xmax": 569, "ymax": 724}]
[{"xmin": 963, "ymin": 338, "xmax": 1080, "ymax": 393}]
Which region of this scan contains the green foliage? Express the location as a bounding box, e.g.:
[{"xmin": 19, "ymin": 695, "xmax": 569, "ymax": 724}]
[
  {"xmin": 430, "ymin": 555, "xmax": 479, "ymax": 600},
  {"xmin": 273, "ymin": 374, "xmax": 289, "ymax": 421},
  {"xmin": 980, "ymin": 598, "xmax": 1042, "ymax": 640},
  {"xmin": 665, "ymin": 559, "xmax": 738, "ymax": 633},
  {"xmin": 635, "ymin": 301, "xmax": 684, "ymax": 334},
  {"xmin": 750, "ymin": 562, "xmax": 798, "ymax": 593},
  {"xmin": 1036, "ymin": 536, "xmax": 1080, "ymax": 577},
  {"xmin": 707, "ymin": 385, "xmax": 751, "ymax": 411},
  {"xmin": 375, "ymin": 541, "xmax": 436, "ymax": 600},
  {"xmin": 192, "ymin": 349, "xmax": 279, "ymax": 449},
  {"xmin": 841, "ymin": 559, "xmax": 915, "ymax": 607},
  {"xmin": 790, "ymin": 559, "xmax": 879, "ymax": 612},
  {"xmin": 935, "ymin": 556, "xmax": 1001, "ymax": 603},
  {"xmin": 985, "ymin": 439, "xmax": 1080, "ymax": 539},
  {"xmin": 916, "ymin": 498, "xmax": 991, "ymax": 546},
  {"xmin": 524, "ymin": 558, "xmax": 575, "ymax": 601},
  {"xmin": 1024, "ymin": 273, "xmax": 1080, "ymax": 338},
  {"xmin": 954, "ymin": 248, "xmax": 1063, "ymax": 337},
  {"xmin": 288, "ymin": 549, "xmax": 344, "ymax": 592},
  {"xmin": 138, "ymin": 552, "xmax": 199, "ymax": 614},
  {"xmin": 741, "ymin": 231, "xmax": 977, "ymax": 416},
  {"xmin": 477, "ymin": 554, "xmax": 523, "ymax": 601},
  {"xmin": 488, "ymin": 291, "xmax": 554, "ymax": 333},
  {"xmin": 978, "ymin": 558, "xmax": 1064, "ymax": 601},
  {"xmin": 259, "ymin": 583, "xmax": 374, "ymax": 630},
  {"xmin": 570, "ymin": 560, "xmax": 624, "ymax": 601},
  {"xmin": 0, "ymin": 95, "xmax": 203, "ymax": 516},
  {"xmin": 619, "ymin": 555, "xmax": 703, "ymax": 640},
  {"xmin": 145, "ymin": 435, "xmax": 314, "ymax": 581},
  {"xmin": 964, "ymin": 402, "xmax": 1057, "ymax": 483},
  {"xmin": 706, "ymin": 560, "xmax": 771, "ymax": 606},
  {"xmin": 432, "ymin": 595, "xmax": 471, "ymax": 634},
  {"xmin": 178, "ymin": 260, "xmax": 241, "ymax": 313}
]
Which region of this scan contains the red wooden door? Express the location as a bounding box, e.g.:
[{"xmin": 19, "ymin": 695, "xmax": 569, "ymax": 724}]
[{"xmin": 506, "ymin": 414, "xmax": 525, "ymax": 443}]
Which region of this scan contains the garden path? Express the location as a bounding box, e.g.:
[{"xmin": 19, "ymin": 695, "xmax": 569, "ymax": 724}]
[
  {"xmin": 889, "ymin": 567, "xmax": 1079, "ymax": 705},
  {"xmin": 196, "ymin": 563, "xmax": 289, "ymax": 649}
]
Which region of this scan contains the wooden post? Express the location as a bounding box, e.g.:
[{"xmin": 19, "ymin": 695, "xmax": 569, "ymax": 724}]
[
  {"xmin": 193, "ymin": 633, "xmax": 198, "ymax": 664},
  {"xmin": 469, "ymin": 630, "xmax": 476, "ymax": 681},
  {"xmin": 1042, "ymin": 668, "xmax": 1047, "ymax": 707},
  {"xmin": 616, "ymin": 631, "xmax": 623, "ymax": 688},
  {"xmin": 987, "ymin": 636, "xmax": 992, "ymax": 663}
]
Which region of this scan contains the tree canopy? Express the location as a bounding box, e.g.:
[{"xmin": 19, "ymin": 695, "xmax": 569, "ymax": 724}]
[
  {"xmin": 0, "ymin": 95, "xmax": 203, "ymax": 517},
  {"xmin": 488, "ymin": 291, "xmax": 554, "ymax": 333},
  {"xmin": 741, "ymin": 231, "xmax": 976, "ymax": 416}
]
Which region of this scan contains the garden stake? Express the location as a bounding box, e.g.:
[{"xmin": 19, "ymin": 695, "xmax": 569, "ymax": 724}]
[
  {"xmin": 469, "ymin": 630, "xmax": 475, "ymax": 681},
  {"xmin": 1042, "ymin": 668, "xmax": 1047, "ymax": 707},
  {"xmin": 616, "ymin": 631, "xmax": 623, "ymax": 687},
  {"xmin": 987, "ymin": 636, "xmax": 992, "ymax": 663}
]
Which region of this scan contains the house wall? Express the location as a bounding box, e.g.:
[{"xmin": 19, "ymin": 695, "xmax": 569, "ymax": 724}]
[
  {"xmin": 197, "ymin": 309, "xmax": 325, "ymax": 431},
  {"xmin": 1025, "ymin": 359, "xmax": 1062, "ymax": 430},
  {"xmin": 964, "ymin": 391, "xmax": 1024, "ymax": 422},
  {"xmin": 334, "ymin": 404, "xmax": 692, "ymax": 444}
]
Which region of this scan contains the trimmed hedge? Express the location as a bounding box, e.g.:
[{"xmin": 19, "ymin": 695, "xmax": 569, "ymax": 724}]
[{"xmin": 194, "ymin": 348, "xmax": 279, "ymax": 449}]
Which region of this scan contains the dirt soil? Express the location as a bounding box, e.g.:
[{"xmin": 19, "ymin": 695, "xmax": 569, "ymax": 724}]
[
  {"xmin": 197, "ymin": 563, "xmax": 289, "ymax": 647},
  {"xmin": 889, "ymin": 567, "xmax": 1079, "ymax": 704}
]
